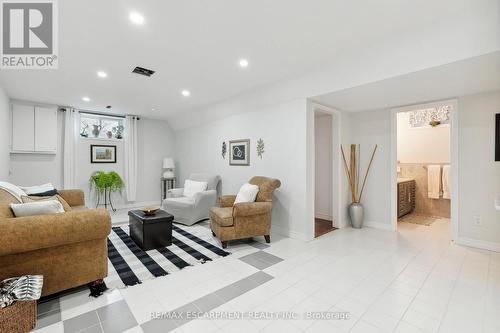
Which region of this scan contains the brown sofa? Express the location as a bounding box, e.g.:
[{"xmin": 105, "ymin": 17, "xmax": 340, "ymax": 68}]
[
  {"xmin": 209, "ymin": 176, "xmax": 281, "ymax": 248},
  {"xmin": 0, "ymin": 188, "xmax": 111, "ymax": 297}
]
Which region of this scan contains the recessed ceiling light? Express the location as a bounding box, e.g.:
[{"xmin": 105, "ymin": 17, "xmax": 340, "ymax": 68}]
[
  {"xmin": 97, "ymin": 71, "xmax": 107, "ymax": 78},
  {"xmin": 151, "ymin": 108, "xmax": 156, "ymax": 111},
  {"xmin": 239, "ymin": 59, "xmax": 249, "ymax": 68},
  {"xmin": 82, "ymin": 97, "xmax": 90, "ymax": 102},
  {"xmin": 129, "ymin": 12, "xmax": 144, "ymax": 25},
  {"xmin": 181, "ymin": 90, "xmax": 190, "ymax": 97}
]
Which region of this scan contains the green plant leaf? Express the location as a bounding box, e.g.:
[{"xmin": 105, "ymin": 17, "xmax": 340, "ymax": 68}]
[{"xmin": 89, "ymin": 171, "xmax": 125, "ymax": 195}]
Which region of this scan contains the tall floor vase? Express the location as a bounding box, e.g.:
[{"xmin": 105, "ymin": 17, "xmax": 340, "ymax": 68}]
[{"xmin": 348, "ymin": 203, "xmax": 364, "ymax": 228}]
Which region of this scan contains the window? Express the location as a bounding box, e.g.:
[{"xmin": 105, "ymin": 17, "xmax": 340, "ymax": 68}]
[
  {"xmin": 79, "ymin": 112, "xmax": 124, "ymax": 140},
  {"xmin": 408, "ymin": 104, "xmax": 452, "ymax": 128}
]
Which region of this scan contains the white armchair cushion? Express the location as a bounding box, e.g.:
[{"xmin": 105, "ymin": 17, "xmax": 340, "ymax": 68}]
[
  {"xmin": 183, "ymin": 180, "xmax": 208, "ymax": 198},
  {"xmin": 234, "ymin": 183, "xmax": 259, "ymax": 204},
  {"xmin": 167, "ymin": 188, "xmax": 185, "ymax": 198},
  {"xmin": 10, "ymin": 200, "xmax": 64, "ymax": 217}
]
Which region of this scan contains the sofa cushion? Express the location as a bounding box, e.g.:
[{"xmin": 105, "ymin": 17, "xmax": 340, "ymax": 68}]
[
  {"xmin": 19, "ymin": 183, "xmax": 55, "ymax": 195},
  {"xmin": 210, "ymin": 207, "xmax": 234, "ymax": 227},
  {"xmin": 10, "ymin": 200, "xmax": 65, "ymax": 217},
  {"xmin": 21, "ymin": 195, "xmax": 72, "ymax": 212},
  {"xmin": 0, "ymin": 181, "xmax": 27, "ymax": 202},
  {"xmin": 183, "ymin": 180, "xmax": 208, "ymax": 198},
  {"xmin": 0, "ymin": 188, "xmax": 18, "ymax": 218},
  {"xmin": 29, "ymin": 189, "xmax": 59, "ymax": 197},
  {"xmin": 71, "ymin": 205, "xmax": 88, "ymax": 211}
]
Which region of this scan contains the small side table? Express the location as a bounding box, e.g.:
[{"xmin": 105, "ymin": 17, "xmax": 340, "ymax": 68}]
[{"xmin": 161, "ymin": 177, "xmax": 176, "ymax": 200}]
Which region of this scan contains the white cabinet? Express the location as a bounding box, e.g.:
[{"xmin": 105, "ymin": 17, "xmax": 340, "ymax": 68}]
[
  {"xmin": 34, "ymin": 107, "xmax": 57, "ymax": 152},
  {"xmin": 11, "ymin": 104, "xmax": 35, "ymax": 151},
  {"xmin": 11, "ymin": 104, "xmax": 58, "ymax": 154}
]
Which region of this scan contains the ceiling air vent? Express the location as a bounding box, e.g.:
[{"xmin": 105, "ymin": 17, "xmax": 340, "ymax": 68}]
[{"xmin": 132, "ymin": 66, "xmax": 155, "ymax": 77}]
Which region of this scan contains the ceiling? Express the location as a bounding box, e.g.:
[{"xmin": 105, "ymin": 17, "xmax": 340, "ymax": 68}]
[
  {"xmin": 0, "ymin": 0, "xmax": 494, "ymax": 120},
  {"xmin": 312, "ymin": 52, "xmax": 500, "ymax": 112}
]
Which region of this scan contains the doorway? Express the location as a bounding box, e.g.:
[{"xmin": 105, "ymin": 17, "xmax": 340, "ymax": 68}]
[
  {"xmin": 390, "ymin": 100, "xmax": 458, "ymax": 239},
  {"xmin": 314, "ymin": 111, "xmax": 335, "ymax": 237}
]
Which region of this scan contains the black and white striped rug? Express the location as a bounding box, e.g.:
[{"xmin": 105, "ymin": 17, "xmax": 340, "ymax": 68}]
[{"xmin": 106, "ymin": 223, "xmax": 230, "ymax": 289}]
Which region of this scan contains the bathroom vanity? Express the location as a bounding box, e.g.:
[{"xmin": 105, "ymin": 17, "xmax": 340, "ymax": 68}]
[{"xmin": 398, "ymin": 178, "xmax": 416, "ymax": 217}]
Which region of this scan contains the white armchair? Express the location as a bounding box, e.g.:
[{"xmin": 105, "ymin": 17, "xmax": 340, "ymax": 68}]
[{"xmin": 162, "ymin": 174, "xmax": 221, "ymax": 225}]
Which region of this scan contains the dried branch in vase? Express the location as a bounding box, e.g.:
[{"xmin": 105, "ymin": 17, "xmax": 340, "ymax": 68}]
[{"xmin": 341, "ymin": 144, "xmax": 377, "ymax": 204}]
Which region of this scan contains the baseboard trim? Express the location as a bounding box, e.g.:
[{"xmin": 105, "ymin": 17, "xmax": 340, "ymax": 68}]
[
  {"xmin": 363, "ymin": 221, "xmax": 396, "ymax": 231},
  {"xmin": 271, "ymin": 224, "xmax": 309, "ymax": 241},
  {"xmin": 315, "ymin": 213, "xmax": 332, "ymax": 221},
  {"xmin": 110, "ymin": 201, "xmax": 161, "ymax": 210},
  {"xmin": 456, "ymin": 237, "xmax": 500, "ymax": 252}
]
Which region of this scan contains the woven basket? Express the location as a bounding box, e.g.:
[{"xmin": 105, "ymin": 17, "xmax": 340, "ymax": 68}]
[{"xmin": 0, "ymin": 300, "xmax": 37, "ymax": 333}]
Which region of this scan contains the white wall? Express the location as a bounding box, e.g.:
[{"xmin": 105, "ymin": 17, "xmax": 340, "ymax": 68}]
[
  {"xmin": 397, "ymin": 112, "xmax": 450, "ymax": 163},
  {"xmin": 348, "ymin": 110, "xmax": 392, "ymax": 229},
  {"xmin": 175, "ymin": 99, "xmax": 309, "ymax": 240},
  {"xmin": 314, "ymin": 113, "xmax": 333, "ymax": 219},
  {"xmin": 76, "ymin": 137, "xmax": 125, "ymax": 206},
  {"xmin": 457, "ymin": 91, "xmax": 500, "ymax": 248},
  {"xmin": 9, "ymin": 109, "xmax": 174, "ymax": 207},
  {"xmin": 76, "ymin": 118, "xmax": 175, "ymax": 207},
  {"xmin": 0, "ymin": 85, "xmax": 10, "ymax": 180},
  {"xmin": 136, "ymin": 118, "xmax": 176, "ymax": 203}
]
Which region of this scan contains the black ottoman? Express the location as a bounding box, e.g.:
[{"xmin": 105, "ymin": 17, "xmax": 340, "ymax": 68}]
[{"xmin": 128, "ymin": 209, "xmax": 174, "ymax": 251}]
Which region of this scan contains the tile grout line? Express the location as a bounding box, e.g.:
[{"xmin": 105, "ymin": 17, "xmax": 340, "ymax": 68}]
[
  {"xmin": 432, "ymin": 247, "xmax": 467, "ymax": 333},
  {"xmin": 481, "ymin": 252, "xmax": 492, "ymax": 333},
  {"xmin": 344, "ymin": 233, "xmax": 440, "ymax": 332},
  {"xmin": 397, "ymin": 242, "xmax": 467, "ymax": 333}
]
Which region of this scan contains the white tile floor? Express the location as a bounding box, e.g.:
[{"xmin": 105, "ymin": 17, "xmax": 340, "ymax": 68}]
[{"xmin": 35, "ymin": 217, "xmax": 500, "ymax": 333}]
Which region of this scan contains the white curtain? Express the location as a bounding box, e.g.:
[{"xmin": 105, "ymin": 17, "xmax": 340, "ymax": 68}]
[
  {"xmin": 63, "ymin": 108, "xmax": 77, "ymax": 188},
  {"xmin": 124, "ymin": 115, "xmax": 138, "ymax": 201}
]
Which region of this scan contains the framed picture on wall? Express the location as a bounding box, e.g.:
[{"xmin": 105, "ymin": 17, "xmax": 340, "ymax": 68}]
[
  {"xmin": 91, "ymin": 145, "xmax": 116, "ymax": 163},
  {"xmin": 229, "ymin": 139, "xmax": 250, "ymax": 166}
]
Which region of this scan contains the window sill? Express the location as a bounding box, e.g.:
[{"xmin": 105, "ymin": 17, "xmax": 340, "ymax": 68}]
[{"xmin": 79, "ymin": 136, "xmax": 123, "ymax": 142}]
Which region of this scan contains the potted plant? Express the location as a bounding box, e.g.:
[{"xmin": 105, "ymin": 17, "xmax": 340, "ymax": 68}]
[
  {"xmin": 112, "ymin": 125, "xmax": 124, "ymax": 139},
  {"xmin": 89, "ymin": 171, "xmax": 124, "ymax": 211},
  {"xmin": 341, "ymin": 144, "xmax": 377, "ymax": 228}
]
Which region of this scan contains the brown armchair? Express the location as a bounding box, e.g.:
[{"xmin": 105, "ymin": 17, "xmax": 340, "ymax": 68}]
[{"xmin": 209, "ymin": 176, "xmax": 281, "ymax": 248}]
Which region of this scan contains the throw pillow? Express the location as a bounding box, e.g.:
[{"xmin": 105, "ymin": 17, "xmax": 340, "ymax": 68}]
[
  {"xmin": 29, "ymin": 189, "xmax": 59, "ymax": 197},
  {"xmin": 234, "ymin": 183, "xmax": 259, "ymax": 204},
  {"xmin": 10, "ymin": 200, "xmax": 65, "ymax": 217},
  {"xmin": 20, "ymin": 183, "xmax": 55, "ymax": 195},
  {"xmin": 183, "ymin": 179, "xmax": 208, "ymax": 198},
  {"xmin": 21, "ymin": 195, "xmax": 72, "ymax": 212},
  {"xmin": 0, "ymin": 181, "xmax": 27, "ymax": 203}
]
